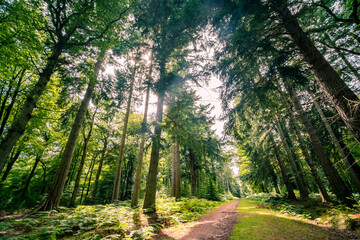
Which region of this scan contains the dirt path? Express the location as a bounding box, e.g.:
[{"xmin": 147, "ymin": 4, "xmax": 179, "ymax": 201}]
[{"xmin": 154, "ymin": 200, "xmax": 241, "ymax": 240}]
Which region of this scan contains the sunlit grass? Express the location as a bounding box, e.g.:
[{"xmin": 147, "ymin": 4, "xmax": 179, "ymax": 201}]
[{"xmin": 231, "ymin": 200, "xmax": 334, "ymax": 240}]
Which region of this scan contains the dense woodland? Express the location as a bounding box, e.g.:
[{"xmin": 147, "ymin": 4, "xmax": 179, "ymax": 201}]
[{"xmin": 0, "ymin": 0, "xmax": 360, "ymax": 228}]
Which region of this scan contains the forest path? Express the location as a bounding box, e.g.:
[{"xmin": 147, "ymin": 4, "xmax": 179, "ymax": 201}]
[
  {"xmin": 153, "ymin": 199, "xmax": 241, "ymax": 240},
  {"xmin": 154, "ymin": 199, "xmax": 360, "ymax": 240}
]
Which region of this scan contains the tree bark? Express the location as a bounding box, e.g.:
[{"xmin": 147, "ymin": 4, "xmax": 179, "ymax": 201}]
[
  {"xmin": 69, "ymin": 107, "xmax": 97, "ymax": 207},
  {"xmin": 171, "ymin": 143, "xmax": 176, "ymax": 197},
  {"xmin": 275, "ymin": 118, "xmax": 309, "ymax": 199},
  {"xmin": 269, "ymin": 163, "xmax": 280, "ymax": 194},
  {"xmin": 131, "ymin": 56, "xmax": 152, "ymax": 207},
  {"xmin": 69, "ymin": 134, "xmax": 88, "ymax": 207},
  {"xmin": 0, "ymin": 46, "xmax": 63, "ymax": 173},
  {"xmin": 40, "ymin": 52, "xmax": 104, "ymax": 210},
  {"xmin": 112, "ymin": 59, "xmax": 138, "ymax": 202},
  {"xmin": 0, "ymin": 69, "xmax": 25, "ymax": 136},
  {"xmin": 312, "ymin": 94, "xmax": 360, "ymax": 193},
  {"xmin": 269, "ymin": 132, "xmax": 297, "ymax": 200},
  {"xmin": 271, "ymin": 0, "xmax": 360, "ymax": 144},
  {"xmin": 21, "ymin": 154, "xmax": 41, "ymax": 198},
  {"xmin": 0, "ymin": 147, "xmax": 22, "ymax": 192},
  {"xmin": 284, "ymin": 84, "xmax": 354, "ymax": 205},
  {"xmin": 0, "ymin": 69, "xmax": 19, "ymax": 121},
  {"xmin": 143, "ymin": 92, "xmax": 165, "ymax": 210},
  {"xmin": 189, "ymin": 148, "xmax": 197, "ymax": 196},
  {"xmin": 173, "ymin": 136, "xmax": 181, "ymax": 200},
  {"xmin": 281, "ymin": 92, "xmax": 331, "ymax": 202},
  {"xmin": 82, "ymin": 153, "xmax": 96, "ymax": 203},
  {"xmin": 91, "ymin": 138, "xmax": 108, "ymax": 203}
]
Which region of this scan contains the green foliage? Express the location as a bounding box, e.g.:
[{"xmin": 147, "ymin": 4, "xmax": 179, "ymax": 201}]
[{"xmin": 0, "ymin": 197, "xmax": 220, "ymax": 239}]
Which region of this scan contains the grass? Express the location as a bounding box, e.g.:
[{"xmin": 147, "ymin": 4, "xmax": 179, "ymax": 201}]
[{"xmin": 231, "ymin": 199, "xmax": 349, "ymax": 240}]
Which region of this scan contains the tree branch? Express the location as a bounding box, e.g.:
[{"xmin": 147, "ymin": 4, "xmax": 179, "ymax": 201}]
[{"xmin": 319, "ymin": 41, "xmax": 360, "ymax": 56}]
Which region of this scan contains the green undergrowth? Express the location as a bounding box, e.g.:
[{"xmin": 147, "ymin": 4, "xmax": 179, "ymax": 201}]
[
  {"xmin": 242, "ymin": 193, "xmax": 360, "ymax": 233},
  {"xmin": 0, "ymin": 198, "xmax": 221, "ymax": 240}
]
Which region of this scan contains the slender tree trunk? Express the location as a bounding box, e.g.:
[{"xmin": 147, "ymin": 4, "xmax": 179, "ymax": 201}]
[
  {"xmin": 91, "ymin": 138, "xmax": 108, "ymax": 203},
  {"xmin": 0, "ymin": 69, "xmax": 25, "ymax": 136},
  {"xmin": 281, "ymin": 92, "xmax": 331, "ymax": 202},
  {"xmin": 40, "ymin": 160, "xmax": 47, "ymax": 194},
  {"xmin": 269, "ymin": 132, "xmax": 296, "ymax": 200},
  {"xmin": 69, "ymin": 108, "xmax": 97, "ymax": 207},
  {"xmin": 271, "ymin": 0, "xmax": 360, "ymax": 144},
  {"xmin": 189, "ymin": 148, "xmax": 197, "ymax": 196},
  {"xmin": 131, "ymin": 84, "xmax": 151, "ymax": 207},
  {"xmin": 312, "ymin": 95, "xmax": 360, "ymax": 193},
  {"xmin": 112, "ymin": 60, "xmax": 138, "ymax": 202},
  {"xmin": 0, "ymin": 69, "xmax": 20, "ymax": 120},
  {"xmin": 143, "ymin": 92, "xmax": 165, "ymax": 210},
  {"xmin": 284, "ymin": 83, "xmax": 354, "ymax": 205},
  {"xmin": 171, "ymin": 143, "xmax": 175, "ymax": 197},
  {"xmin": 288, "ymin": 112, "xmax": 331, "ymax": 202},
  {"xmin": 65, "ymin": 145, "xmax": 82, "ymax": 188},
  {"xmin": 0, "ymin": 147, "xmax": 22, "ymax": 192},
  {"xmin": 275, "ymin": 118, "xmax": 309, "ymax": 199},
  {"xmin": 0, "ymin": 46, "xmax": 63, "ymax": 172},
  {"xmin": 83, "ymin": 154, "xmax": 96, "ymax": 202},
  {"xmin": 21, "ymin": 154, "xmax": 41, "ymax": 198},
  {"xmin": 123, "ymin": 156, "xmax": 135, "ymax": 200},
  {"xmin": 69, "ymin": 135, "xmax": 88, "ymax": 207},
  {"xmin": 41, "ymin": 52, "xmax": 105, "ymax": 210},
  {"xmin": 174, "ymin": 136, "xmax": 181, "ymax": 200},
  {"xmin": 269, "ymin": 163, "xmax": 280, "ymax": 194}
]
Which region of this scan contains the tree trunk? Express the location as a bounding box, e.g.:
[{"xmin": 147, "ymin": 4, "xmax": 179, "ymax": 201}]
[
  {"xmin": 69, "ymin": 135, "xmax": 88, "ymax": 207},
  {"xmin": 40, "ymin": 52, "xmax": 104, "ymax": 210},
  {"xmin": 284, "ymin": 84, "xmax": 354, "ymax": 205},
  {"xmin": 0, "ymin": 69, "xmax": 19, "ymax": 121},
  {"xmin": 0, "ymin": 147, "xmax": 22, "ymax": 192},
  {"xmin": 174, "ymin": 136, "xmax": 181, "ymax": 200},
  {"xmin": 21, "ymin": 154, "xmax": 41, "ymax": 198},
  {"xmin": 282, "ymin": 92, "xmax": 331, "ymax": 202},
  {"xmin": 269, "ymin": 163, "xmax": 280, "ymax": 194},
  {"xmin": 64, "ymin": 144, "xmax": 82, "ymax": 188},
  {"xmin": 271, "ymin": 0, "xmax": 360, "ymax": 144},
  {"xmin": 0, "ymin": 69, "xmax": 25, "ymax": 136},
  {"xmin": 91, "ymin": 138, "xmax": 108, "ymax": 203},
  {"xmin": 69, "ymin": 108, "xmax": 97, "ymax": 207},
  {"xmin": 83, "ymin": 154, "xmax": 96, "ymax": 203},
  {"xmin": 171, "ymin": 143, "xmax": 175, "ymax": 197},
  {"xmin": 143, "ymin": 92, "xmax": 165, "ymax": 210},
  {"xmin": 269, "ymin": 132, "xmax": 296, "ymax": 200},
  {"xmin": 275, "ymin": 118, "xmax": 309, "ymax": 199},
  {"xmin": 112, "ymin": 60, "xmax": 138, "ymax": 202},
  {"xmin": 189, "ymin": 148, "xmax": 197, "ymax": 196},
  {"xmin": 0, "ymin": 46, "xmax": 63, "ymax": 172},
  {"xmin": 40, "ymin": 160, "xmax": 47, "ymax": 194},
  {"xmin": 312, "ymin": 95, "xmax": 360, "ymax": 193},
  {"xmin": 131, "ymin": 59, "xmax": 152, "ymax": 207}
]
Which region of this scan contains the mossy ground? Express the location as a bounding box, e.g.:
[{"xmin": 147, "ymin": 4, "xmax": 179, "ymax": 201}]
[{"xmin": 231, "ymin": 199, "xmax": 359, "ymax": 240}]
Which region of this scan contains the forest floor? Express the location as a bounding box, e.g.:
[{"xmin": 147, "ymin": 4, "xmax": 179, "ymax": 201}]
[
  {"xmin": 153, "ymin": 199, "xmax": 240, "ymax": 240},
  {"xmin": 154, "ymin": 199, "xmax": 360, "ymax": 240}
]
